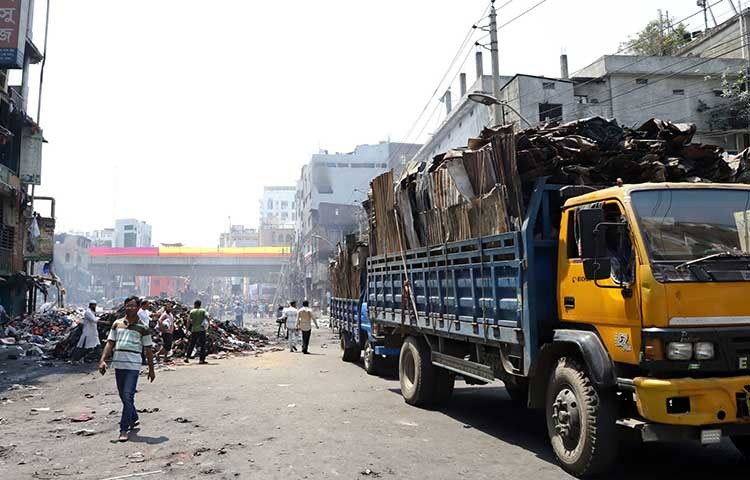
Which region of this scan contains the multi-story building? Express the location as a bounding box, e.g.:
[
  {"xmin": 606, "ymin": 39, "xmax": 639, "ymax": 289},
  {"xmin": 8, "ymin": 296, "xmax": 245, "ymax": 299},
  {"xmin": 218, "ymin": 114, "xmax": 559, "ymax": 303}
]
[
  {"xmin": 88, "ymin": 228, "xmax": 115, "ymax": 247},
  {"xmin": 114, "ymin": 219, "xmax": 152, "ymax": 248},
  {"xmin": 259, "ymin": 186, "xmax": 296, "ymax": 228},
  {"xmin": 219, "ymin": 225, "xmax": 258, "ymax": 248},
  {"xmin": 0, "ymin": 1, "xmax": 48, "ymax": 315},
  {"xmin": 293, "ymin": 141, "xmax": 419, "ymax": 305},
  {"xmin": 53, "ymin": 233, "xmax": 93, "ymax": 305}
]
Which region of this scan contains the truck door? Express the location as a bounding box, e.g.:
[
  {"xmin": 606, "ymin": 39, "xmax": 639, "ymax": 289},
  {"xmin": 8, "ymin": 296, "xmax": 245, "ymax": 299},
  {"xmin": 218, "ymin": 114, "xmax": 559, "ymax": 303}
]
[{"xmin": 557, "ymin": 200, "xmax": 642, "ymax": 365}]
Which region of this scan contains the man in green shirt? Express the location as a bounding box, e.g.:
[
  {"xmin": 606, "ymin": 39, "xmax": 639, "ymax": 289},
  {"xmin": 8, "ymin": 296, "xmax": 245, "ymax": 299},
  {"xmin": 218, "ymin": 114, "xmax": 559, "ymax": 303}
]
[{"xmin": 184, "ymin": 300, "xmax": 209, "ymax": 364}]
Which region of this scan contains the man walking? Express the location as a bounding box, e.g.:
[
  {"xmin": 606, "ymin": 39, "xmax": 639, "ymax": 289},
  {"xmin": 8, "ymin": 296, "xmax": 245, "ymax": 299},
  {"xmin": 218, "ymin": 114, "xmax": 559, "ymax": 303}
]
[
  {"xmin": 155, "ymin": 302, "xmax": 175, "ymax": 362},
  {"xmin": 297, "ymin": 300, "xmax": 319, "ymax": 354},
  {"xmin": 98, "ymin": 296, "xmax": 155, "ymax": 442},
  {"xmin": 184, "ymin": 300, "xmax": 209, "ymax": 364},
  {"xmin": 71, "ymin": 300, "xmax": 101, "ymax": 364},
  {"xmin": 283, "ymin": 301, "xmax": 299, "ymax": 352}
]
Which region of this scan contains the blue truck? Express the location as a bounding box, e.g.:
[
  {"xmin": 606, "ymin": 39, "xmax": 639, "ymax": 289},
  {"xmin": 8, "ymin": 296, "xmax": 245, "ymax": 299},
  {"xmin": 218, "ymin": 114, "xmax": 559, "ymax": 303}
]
[{"xmin": 330, "ymin": 178, "xmax": 750, "ymax": 477}]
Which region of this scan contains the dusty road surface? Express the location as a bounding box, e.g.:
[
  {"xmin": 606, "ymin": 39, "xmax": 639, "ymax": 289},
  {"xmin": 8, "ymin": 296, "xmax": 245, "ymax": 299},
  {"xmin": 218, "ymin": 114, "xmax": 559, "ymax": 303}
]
[{"xmin": 1, "ymin": 318, "xmax": 748, "ymax": 480}]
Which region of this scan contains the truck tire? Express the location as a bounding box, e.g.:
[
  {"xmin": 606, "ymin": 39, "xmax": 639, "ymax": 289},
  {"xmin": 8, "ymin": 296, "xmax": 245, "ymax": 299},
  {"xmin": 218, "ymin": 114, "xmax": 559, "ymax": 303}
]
[
  {"xmin": 399, "ymin": 336, "xmax": 435, "ymax": 407},
  {"xmin": 363, "ymin": 340, "xmax": 383, "ymax": 375},
  {"xmin": 545, "ymin": 357, "xmax": 619, "ymax": 478},
  {"xmin": 432, "ymin": 367, "xmax": 455, "ymax": 404},
  {"xmin": 340, "ymin": 335, "xmax": 360, "ymax": 363},
  {"xmin": 731, "ymin": 436, "xmax": 750, "ymax": 460},
  {"xmin": 505, "ymin": 380, "xmax": 529, "ymax": 406}
]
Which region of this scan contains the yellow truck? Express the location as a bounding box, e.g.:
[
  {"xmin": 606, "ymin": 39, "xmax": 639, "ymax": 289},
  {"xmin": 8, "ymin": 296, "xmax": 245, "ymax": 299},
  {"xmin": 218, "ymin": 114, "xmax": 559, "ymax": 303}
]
[{"xmin": 360, "ymin": 179, "xmax": 750, "ymax": 476}]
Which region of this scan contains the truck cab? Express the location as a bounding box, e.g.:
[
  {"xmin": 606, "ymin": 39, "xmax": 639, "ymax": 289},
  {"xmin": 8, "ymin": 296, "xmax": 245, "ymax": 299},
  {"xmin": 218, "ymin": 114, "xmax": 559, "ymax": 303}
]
[{"xmin": 557, "ymin": 183, "xmax": 750, "ymax": 449}]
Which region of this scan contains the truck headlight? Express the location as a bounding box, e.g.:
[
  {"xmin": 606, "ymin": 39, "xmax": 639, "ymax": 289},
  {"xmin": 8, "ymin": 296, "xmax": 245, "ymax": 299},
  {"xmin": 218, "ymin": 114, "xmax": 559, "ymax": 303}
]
[
  {"xmin": 694, "ymin": 342, "xmax": 715, "ymax": 360},
  {"xmin": 667, "ymin": 342, "xmax": 693, "ymax": 361}
]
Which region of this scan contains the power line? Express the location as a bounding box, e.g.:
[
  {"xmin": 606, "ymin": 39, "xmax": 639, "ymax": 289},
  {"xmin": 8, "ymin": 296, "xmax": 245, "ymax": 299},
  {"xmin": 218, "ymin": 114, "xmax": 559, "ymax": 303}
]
[
  {"xmin": 388, "ymin": 2, "xmax": 492, "ymax": 164},
  {"xmin": 398, "ymin": 0, "xmax": 556, "ymax": 160}
]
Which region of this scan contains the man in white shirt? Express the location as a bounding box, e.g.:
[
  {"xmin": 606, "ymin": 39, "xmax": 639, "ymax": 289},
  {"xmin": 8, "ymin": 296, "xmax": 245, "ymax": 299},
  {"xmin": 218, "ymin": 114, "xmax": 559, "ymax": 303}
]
[
  {"xmin": 282, "ymin": 301, "xmax": 299, "ymax": 352},
  {"xmin": 71, "ymin": 300, "xmax": 101, "ymax": 364}
]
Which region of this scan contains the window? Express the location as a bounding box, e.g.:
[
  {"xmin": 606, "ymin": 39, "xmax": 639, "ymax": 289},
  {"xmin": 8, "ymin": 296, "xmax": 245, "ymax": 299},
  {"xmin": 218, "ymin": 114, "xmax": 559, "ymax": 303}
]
[
  {"xmin": 566, "ymin": 211, "xmax": 579, "ymax": 259},
  {"xmin": 575, "ymin": 95, "xmax": 588, "ymax": 104},
  {"xmin": 123, "ymin": 232, "xmax": 136, "ymax": 248},
  {"xmin": 673, "ymin": 89, "xmax": 685, "ymax": 95},
  {"xmin": 337, "ymin": 163, "xmax": 349, "ymax": 168},
  {"xmin": 65, "ymin": 253, "xmax": 71, "ymax": 263},
  {"xmin": 539, "ymin": 102, "xmax": 563, "ymax": 122},
  {"xmin": 154, "ymin": 279, "xmax": 160, "ymax": 286},
  {"xmin": 542, "ymin": 81, "xmax": 555, "ymax": 90},
  {"xmin": 334, "ymin": 208, "xmax": 340, "ymax": 216},
  {"xmin": 326, "ymin": 162, "xmax": 336, "ymax": 167},
  {"xmin": 636, "ymin": 78, "xmax": 648, "ymax": 85},
  {"xmin": 281, "ymin": 201, "xmax": 288, "ymax": 209},
  {"xmin": 281, "ymin": 212, "xmax": 288, "ymax": 220},
  {"xmin": 124, "ymin": 225, "xmax": 134, "ymax": 231},
  {"xmin": 267, "ymin": 199, "xmax": 273, "ymax": 209},
  {"xmin": 590, "ymin": 98, "xmax": 599, "ymax": 104}
]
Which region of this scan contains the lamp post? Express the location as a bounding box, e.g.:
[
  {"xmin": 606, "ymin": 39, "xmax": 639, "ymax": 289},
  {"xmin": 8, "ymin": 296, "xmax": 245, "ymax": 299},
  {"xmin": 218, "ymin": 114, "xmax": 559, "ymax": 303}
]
[
  {"xmin": 467, "ymin": 92, "xmax": 534, "ymax": 128},
  {"xmin": 311, "ymin": 234, "xmax": 336, "ymax": 250}
]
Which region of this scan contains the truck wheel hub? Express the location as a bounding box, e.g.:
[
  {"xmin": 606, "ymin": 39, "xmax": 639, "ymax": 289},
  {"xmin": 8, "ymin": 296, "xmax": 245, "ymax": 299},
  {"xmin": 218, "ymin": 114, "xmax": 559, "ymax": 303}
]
[{"xmin": 552, "ymin": 388, "xmax": 580, "ymax": 444}]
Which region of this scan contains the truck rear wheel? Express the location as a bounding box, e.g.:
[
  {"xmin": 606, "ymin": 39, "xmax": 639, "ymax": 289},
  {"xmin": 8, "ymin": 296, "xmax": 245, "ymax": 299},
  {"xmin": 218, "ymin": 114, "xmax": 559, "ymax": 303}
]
[
  {"xmin": 399, "ymin": 336, "xmax": 435, "ymax": 407},
  {"xmin": 340, "ymin": 335, "xmax": 360, "ymax": 363},
  {"xmin": 731, "ymin": 436, "xmax": 750, "ymax": 460},
  {"xmin": 545, "ymin": 357, "xmax": 618, "ymax": 478}
]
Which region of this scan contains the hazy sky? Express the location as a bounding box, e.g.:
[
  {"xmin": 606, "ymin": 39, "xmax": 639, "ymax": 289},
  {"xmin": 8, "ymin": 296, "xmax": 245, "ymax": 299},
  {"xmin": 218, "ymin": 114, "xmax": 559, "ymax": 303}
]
[{"xmin": 22, "ymin": 0, "xmax": 739, "ymax": 245}]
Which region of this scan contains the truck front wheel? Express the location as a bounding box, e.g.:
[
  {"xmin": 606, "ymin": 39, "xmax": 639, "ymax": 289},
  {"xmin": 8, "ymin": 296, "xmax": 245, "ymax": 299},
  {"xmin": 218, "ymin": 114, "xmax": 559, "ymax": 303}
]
[
  {"xmin": 399, "ymin": 336, "xmax": 435, "ymax": 407},
  {"xmin": 545, "ymin": 357, "xmax": 618, "ymax": 477},
  {"xmin": 363, "ymin": 340, "xmax": 382, "ymax": 375},
  {"xmin": 731, "ymin": 436, "xmax": 750, "ymax": 460}
]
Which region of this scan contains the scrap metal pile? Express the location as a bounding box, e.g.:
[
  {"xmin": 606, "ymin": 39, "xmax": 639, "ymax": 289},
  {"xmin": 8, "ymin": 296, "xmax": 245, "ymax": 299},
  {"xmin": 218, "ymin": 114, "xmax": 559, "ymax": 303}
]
[
  {"xmin": 0, "ymin": 298, "xmax": 275, "ymax": 361},
  {"xmin": 329, "ymin": 234, "xmax": 368, "ymax": 299},
  {"xmin": 368, "ymin": 117, "xmax": 747, "ymax": 255}
]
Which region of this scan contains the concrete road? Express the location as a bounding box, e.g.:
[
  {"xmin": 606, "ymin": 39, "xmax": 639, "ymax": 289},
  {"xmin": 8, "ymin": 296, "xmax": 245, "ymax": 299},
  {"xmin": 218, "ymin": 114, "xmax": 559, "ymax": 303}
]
[{"xmin": 0, "ymin": 322, "xmax": 747, "ymax": 480}]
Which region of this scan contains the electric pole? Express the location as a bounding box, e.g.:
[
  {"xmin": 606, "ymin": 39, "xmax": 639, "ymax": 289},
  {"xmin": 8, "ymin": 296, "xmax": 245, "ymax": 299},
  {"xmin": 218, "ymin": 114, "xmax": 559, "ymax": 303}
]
[{"xmin": 489, "ymin": 0, "xmax": 504, "ymax": 126}]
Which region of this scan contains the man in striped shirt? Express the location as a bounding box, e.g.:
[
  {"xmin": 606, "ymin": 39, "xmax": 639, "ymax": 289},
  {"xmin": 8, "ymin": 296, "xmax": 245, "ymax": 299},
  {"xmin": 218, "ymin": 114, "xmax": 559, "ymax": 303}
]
[{"xmin": 99, "ymin": 296, "xmax": 156, "ymax": 442}]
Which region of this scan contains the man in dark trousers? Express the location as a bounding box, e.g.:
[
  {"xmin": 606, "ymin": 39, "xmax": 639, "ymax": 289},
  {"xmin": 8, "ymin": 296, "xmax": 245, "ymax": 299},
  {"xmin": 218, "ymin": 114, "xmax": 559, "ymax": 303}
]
[
  {"xmin": 184, "ymin": 300, "xmax": 209, "ymax": 364},
  {"xmin": 297, "ymin": 300, "xmax": 319, "ymax": 354}
]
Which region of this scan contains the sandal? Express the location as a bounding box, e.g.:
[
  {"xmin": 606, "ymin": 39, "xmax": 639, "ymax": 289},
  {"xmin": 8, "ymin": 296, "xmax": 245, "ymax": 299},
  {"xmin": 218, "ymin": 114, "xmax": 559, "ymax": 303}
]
[
  {"xmin": 118, "ymin": 431, "xmax": 129, "ymax": 442},
  {"xmin": 129, "ymin": 420, "xmax": 140, "ymax": 431}
]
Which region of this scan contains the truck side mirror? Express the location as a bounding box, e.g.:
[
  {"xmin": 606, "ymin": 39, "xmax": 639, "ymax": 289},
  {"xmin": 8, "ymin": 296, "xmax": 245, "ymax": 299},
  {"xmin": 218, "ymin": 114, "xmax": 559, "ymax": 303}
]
[{"xmin": 577, "ymin": 208, "xmax": 612, "ymax": 281}]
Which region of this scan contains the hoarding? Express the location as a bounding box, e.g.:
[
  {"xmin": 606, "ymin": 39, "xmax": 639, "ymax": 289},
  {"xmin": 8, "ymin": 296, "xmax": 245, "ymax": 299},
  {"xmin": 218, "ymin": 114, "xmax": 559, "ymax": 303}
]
[
  {"xmin": 24, "ymin": 216, "xmax": 54, "ymax": 262},
  {"xmin": 19, "ymin": 127, "xmax": 42, "ymax": 185},
  {"xmin": 0, "ymin": 0, "xmax": 29, "ymax": 69}
]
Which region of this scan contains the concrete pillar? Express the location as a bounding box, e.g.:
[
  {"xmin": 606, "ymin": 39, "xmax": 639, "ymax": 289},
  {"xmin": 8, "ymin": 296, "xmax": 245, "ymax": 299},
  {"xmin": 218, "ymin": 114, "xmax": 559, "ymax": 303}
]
[
  {"xmin": 560, "ymin": 54, "xmax": 569, "ymax": 79},
  {"xmin": 459, "ymin": 73, "xmax": 467, "ymax": 97},
  {"xmin": 443, "ymin": 89, "xmax": 452, "ymax": 115}
]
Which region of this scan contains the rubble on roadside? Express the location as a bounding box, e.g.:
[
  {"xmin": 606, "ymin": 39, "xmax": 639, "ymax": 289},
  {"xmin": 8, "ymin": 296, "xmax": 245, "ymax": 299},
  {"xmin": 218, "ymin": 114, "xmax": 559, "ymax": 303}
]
[{"xmin": 0, "ymin": 297, "xmax": 280, "ymax": 363}]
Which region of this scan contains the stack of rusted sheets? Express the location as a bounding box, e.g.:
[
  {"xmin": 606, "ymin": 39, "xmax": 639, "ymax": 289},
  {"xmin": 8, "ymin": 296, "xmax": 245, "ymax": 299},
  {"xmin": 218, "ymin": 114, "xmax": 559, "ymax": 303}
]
[{"xmin": 329, "ymin": 234, "xmax": 368, "ymax": 299}]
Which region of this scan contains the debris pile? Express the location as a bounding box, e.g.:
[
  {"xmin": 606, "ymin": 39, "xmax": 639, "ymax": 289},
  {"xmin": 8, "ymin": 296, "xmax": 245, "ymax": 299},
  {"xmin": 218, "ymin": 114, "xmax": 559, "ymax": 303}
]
[
  {"xmin": 1, "ymin": 297, "xmax": 277, "ymax": 362},
  {"xmin": 367, "ymin": 117, "xmax": 746, "ymax": 255}
]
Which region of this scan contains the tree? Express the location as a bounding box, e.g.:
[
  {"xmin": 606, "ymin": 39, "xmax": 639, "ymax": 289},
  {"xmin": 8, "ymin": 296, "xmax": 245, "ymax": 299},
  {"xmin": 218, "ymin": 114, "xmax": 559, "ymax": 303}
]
[
  {"xmin": 621, "ymin": 17, "xmax": 690, "ymax": 56},
  {"xmin": 697, "ymin": 70, "xmax": 750, "ymax": 131}
]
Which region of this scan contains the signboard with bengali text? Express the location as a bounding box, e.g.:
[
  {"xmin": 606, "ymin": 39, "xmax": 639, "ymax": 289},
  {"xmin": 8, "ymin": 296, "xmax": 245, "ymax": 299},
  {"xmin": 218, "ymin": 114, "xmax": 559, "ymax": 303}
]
[{"xmin": 0, "ymin": 0, "xmax": 29, "ymax": 69}]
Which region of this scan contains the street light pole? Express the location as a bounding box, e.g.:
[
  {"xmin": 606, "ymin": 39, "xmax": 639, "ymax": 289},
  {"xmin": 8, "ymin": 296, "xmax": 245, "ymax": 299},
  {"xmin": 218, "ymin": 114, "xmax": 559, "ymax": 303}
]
[{"xmin": 489, "ymin": 0, "xmax": 504, "ymax": 126}]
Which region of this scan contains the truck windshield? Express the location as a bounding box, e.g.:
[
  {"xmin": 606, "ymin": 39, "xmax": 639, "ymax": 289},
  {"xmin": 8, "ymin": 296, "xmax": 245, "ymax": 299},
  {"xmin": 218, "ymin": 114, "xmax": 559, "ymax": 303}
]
[{"xmin": 630, "ymin": 188, "xmax": 750, "ymax": 262}]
